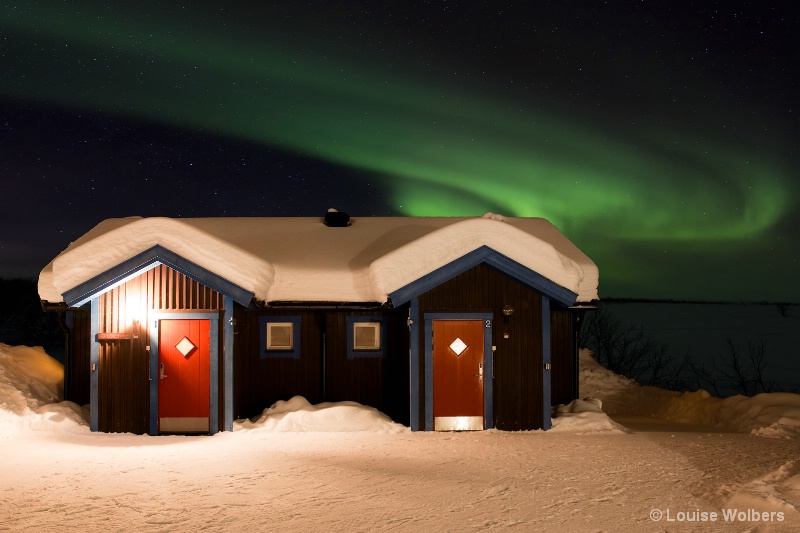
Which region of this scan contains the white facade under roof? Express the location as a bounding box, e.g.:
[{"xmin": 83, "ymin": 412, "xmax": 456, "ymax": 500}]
[{"xmin": 38, "ymin": 213, "xmax": 599, "ymax": 305}]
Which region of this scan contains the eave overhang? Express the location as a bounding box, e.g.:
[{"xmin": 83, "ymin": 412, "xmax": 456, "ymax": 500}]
[
  {"xmin": 61, "ymin": 245, "xmax": 255, "ymax": 307},
  {"xmin": 388, "ymin": 245, "xmax": 578, "ymax": 307}
]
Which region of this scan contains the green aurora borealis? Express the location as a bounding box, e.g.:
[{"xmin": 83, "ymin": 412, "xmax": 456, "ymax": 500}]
[{"xmin": 2, "ymin": 2, "xmax": 798, "ymax": 301}]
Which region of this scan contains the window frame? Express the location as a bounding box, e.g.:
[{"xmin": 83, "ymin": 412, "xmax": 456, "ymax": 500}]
[
  {"xmin": 346, "ymin": 315, "xmax": 388, "ymax": 359},
  {"xmin": 259, "ymin": 315, "xmax": 301, "ymax": 359}
]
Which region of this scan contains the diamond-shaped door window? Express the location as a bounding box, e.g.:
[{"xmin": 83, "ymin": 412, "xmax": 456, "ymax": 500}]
[
  {"xmin": 175, "ymin": 336, "xmax": 197, "ymax": 358},
  {"xmin": 449, "ymin": 337, "xmax": 468, "ymax": 356}
]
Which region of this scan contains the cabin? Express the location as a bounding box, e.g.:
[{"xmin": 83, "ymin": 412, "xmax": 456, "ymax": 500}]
[{"xmin": 38, "ymin": 212, "xmax": 599, "ymax": 434}]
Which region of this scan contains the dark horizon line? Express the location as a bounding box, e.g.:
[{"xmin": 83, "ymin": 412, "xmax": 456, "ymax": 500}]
[{"xmin": 600, "ymin": 296, "xmax": 799, "ymax": 306}]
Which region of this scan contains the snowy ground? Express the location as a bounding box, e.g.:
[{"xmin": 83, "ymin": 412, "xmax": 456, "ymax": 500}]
[{"xmin": 2, "ymin": 344, "xmax": 799, "ymax": 532}]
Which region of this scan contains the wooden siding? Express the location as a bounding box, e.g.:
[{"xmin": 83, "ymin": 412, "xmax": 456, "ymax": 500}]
[
  {"xmin": 232, "ymin": 306, "xmax": 410, "ymax": 425},
  {"xmin": 232, "ymin": 309, "xmax": 323, "ymax": 419},
  {"xmin": 66, "ymin": 306, "xmax": 91, "ymax": 406},
  {"xmin": 95, "ymin": 265, "xmax": 223, "ymax": 434},
  {"xmin": 79, "ymin": 259, "xmax": 576, "ymax": 433},
  {"xmin": 324, "ymin": 309, "xmax": 409, "ymax": 425},
  {"xmin": 384, "ymin": 304, "xmax": 411, "ymax": 425},
  {"xmin": 550, "ymin": 308, "xmax": 577, "ymax": 406},
  {"xmin": 148, "ymin": 265, "xmax": 225, "ymax": 311},
  {"xmin": 416, "ymin": 263, "xmax": 577, "ymax": 431},
  {"xmin": 324, "ymin": 312, "xmax": 384, "ymax": 406}
]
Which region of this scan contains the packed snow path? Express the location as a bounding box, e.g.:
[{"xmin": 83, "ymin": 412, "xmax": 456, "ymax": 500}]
[
  {"xmin": 2, "ymin": 344, "xmax": 798, "ymax": 531},
  {"xmin": 2, "ymin": 430, "xmax": 798, "ymax": 532}
]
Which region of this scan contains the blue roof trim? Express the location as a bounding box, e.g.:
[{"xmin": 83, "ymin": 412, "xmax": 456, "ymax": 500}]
[
  {"xmin": 62, "ymin": 245, "xmax": 254, "ymax": 307},
  {"xmin": 389, "ymin": 245, "xmax": 578, "ymax": 307}
]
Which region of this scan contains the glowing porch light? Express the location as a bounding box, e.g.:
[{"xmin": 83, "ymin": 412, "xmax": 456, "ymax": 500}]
[{"xmin": 125, "ymin": 291, "xmax": 143, "ymax": 326}]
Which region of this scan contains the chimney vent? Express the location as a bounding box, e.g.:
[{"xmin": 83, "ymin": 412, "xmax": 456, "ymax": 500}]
[{"xmin": 324, "ymin": 208, "xmax": 351, "ymax": 227}]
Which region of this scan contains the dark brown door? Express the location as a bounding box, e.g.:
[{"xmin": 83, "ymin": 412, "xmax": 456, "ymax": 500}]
[{"xmin": 433, "ymin": 320, "xmax": 484, "ymax": 430}]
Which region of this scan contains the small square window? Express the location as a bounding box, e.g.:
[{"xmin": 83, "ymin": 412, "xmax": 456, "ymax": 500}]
[
  {"xmin": 346, "ymin": 316, "xmax": 387, "ymax": 359},
  {"xmin": 353, "ymin": 322, "xmax": 380, "ymax": 351},
  {"xmin": 259, "ymin": 316, "xmax": 301, "ymax": 359},
  {"xmin": 267, "ymin": 322, "xmax": 293, "ymax": 350}
]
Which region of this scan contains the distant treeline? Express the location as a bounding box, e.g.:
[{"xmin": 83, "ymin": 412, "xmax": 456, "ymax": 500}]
[
  {"xmin": 580, "ymin": 301, "xmax": 798, "ymax": 396},
  {"xmin": 601, "ymin": 296, "xmax": 798, "ymax": 306},
  {"xmin": 0, "ymin": 278, "xmax": 64, "ymax": 358}
]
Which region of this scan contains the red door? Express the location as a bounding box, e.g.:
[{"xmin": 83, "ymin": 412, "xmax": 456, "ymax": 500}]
[
  {"xmin": 158, "ymin": 319, "xmax": 210, "ymax": 433},
  {"xmin": 433, "ymin": 320, "xmax": 484, "ymax": 430}
]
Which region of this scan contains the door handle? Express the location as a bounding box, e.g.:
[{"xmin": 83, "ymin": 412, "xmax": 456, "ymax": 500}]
[
  {"xmin": 474, "ymin": 362, "xmax": 483, "ymax": 378},
  {"xmin": 159, "ymin": 363, "xmax": 167, "ymax": 380}
]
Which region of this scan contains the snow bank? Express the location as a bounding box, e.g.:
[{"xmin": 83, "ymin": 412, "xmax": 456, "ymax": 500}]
[
  {"xmin": 579, "ymin": 348, "xmax": 800, "ymax": 436},
  {"xmin": 233, "ymin": 396, "xmax": 409, "ymax": 433},
  {"xmin": 550, "ymin": 397, "xmax": 629, "ymax": 433},
  {"xmin": 0, "ymin": 344, "xmax": 87, "ymax": 437},
  {"xmin": 725, "ymin": 459, "xmax": 800, "ymax": 516},
  {"xmin": 238, "ymin": 395, "xmax": 629, "ymax": 435},
  {"xmin": 4, "ymin": 342, "xmax": 799, "ymax": 438},
  {"xmin": 654, "ymin": 390, "xmax": 800, "ymax": 437},
  {"xmin": 0, "ymin": 344, "xmax": 63, "ymax": 411}
]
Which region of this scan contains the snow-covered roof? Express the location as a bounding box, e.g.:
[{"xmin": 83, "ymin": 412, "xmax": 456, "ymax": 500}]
[{"xmin": 38, "ymin": 213, "xmax": 599, "ymax": 305}]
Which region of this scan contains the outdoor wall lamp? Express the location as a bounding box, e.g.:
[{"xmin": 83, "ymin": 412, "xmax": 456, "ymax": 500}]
[{"xmin": 502, "ymin": 305, "xmax": 513, "ymax": 339}]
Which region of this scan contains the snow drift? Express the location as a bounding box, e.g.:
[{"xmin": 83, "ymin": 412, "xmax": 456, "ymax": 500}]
[
  {"xmin": 4, "ymin": 344, "xmax": 800, "ymax": 437},
  {"xmin": 234, "ymin": 395, "xmax": 409, "ymax": 433},
  {"xmin": 0, "ymin": 343, "xmax": 87, "ymax": 436},
  {"xmin": 550, "ymin": 397, "xmax": 629, "ymax": 433},
  {"xmin": 579, "ymin": 348, "xmax": 800, "ymax": 437}
]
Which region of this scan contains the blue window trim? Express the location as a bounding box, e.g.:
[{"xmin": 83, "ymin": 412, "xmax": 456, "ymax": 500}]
[
  {"xmin": 423, "ymin": 312, "xmax": 494, "ymax": 431},
  {"xmin": 389, "ymin": 245, "xmax": 578, "ymax": 308},
  {"xmin": 346, "ymin": 316, "xmax": 388, "ymax": 359},
  {"xmin": 259, "ymin": 315, "xmax": 301, "ymax": 359}
]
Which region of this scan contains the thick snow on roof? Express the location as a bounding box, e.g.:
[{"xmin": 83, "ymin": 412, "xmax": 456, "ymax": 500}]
[{"xmin": 38, "ymin": 213, "xmax": 599, "ymax": 305}]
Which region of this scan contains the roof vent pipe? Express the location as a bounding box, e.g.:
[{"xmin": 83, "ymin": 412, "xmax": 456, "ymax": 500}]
[{"xmin": 324, "ymin": 208, "xmax": 351, "ymax": 227}]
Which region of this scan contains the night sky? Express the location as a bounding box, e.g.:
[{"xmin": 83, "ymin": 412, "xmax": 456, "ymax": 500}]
[{"xmin": 2, "ymin": 2, "xmax": 798, "ymax": 302}]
